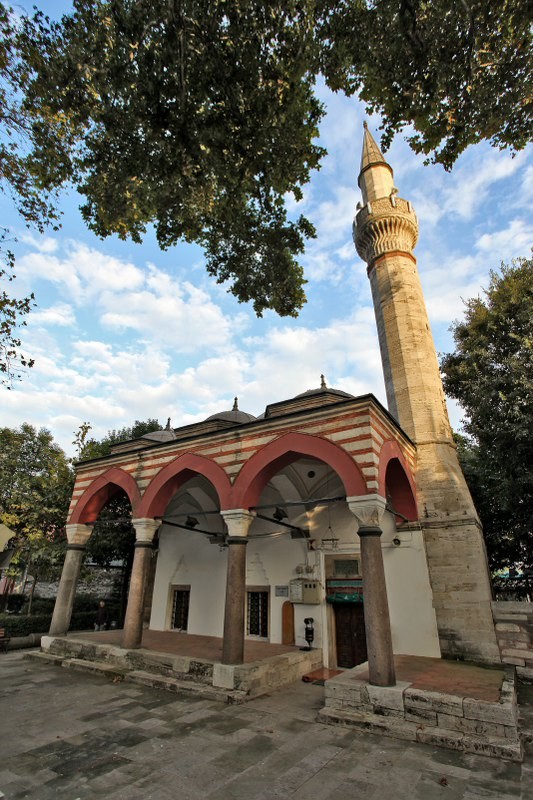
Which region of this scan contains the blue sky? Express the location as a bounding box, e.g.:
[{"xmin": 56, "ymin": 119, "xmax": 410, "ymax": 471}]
[{"xmin": 2, "ymin": 2, "xmax": 532, "ymax": 457}]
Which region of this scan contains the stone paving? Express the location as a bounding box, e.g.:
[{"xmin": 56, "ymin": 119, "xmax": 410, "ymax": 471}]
[{"xmin": 0, "ymin": 649, "xmax": 532, "ymax": 800}]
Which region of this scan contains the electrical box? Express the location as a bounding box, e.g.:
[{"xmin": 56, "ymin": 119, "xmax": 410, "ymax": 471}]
[{"xmin": 289, "ymin": 578, "xmax": 321, "ymax": 604}]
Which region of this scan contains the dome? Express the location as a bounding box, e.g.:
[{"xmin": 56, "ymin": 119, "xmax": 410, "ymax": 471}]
[
  {"xmin": 205, "ymin": 398, "xmax": 256, "ymax": 425},
  {"xmin": 142, "ymin": 418, "xmax": 177, "ymax": 442},
  {"xmin": 294, "ymin": 374, "xmax": 354, "ymax": 401}
]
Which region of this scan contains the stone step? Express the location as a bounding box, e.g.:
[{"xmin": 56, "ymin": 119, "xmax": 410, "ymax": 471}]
[
  {"xmin": 126, "ymin": 670, "xmax": 248, "ymax": 704},
  {"xmin": 24, "ymin": 651, "xmax": 248, "ymax": 704},
  {"xmin": 318, "ymin": 706, "xmax": 523, "ymax": 762},
  {"xmin": 23, "ymin": 651, "xmax": 65, "ymax": 667},
  {"xmin": 25, "ymin": 651, "xmax": 130, "ymax": 680},
  {"xmin": 64, "ymin": 658, "xmax": 128, "ymax": 679}
]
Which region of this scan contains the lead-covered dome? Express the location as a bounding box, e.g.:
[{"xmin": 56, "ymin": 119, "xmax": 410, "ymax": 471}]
[{"xmin": 205, "ymin": 397, "xmax": 256, "ymax": 425}]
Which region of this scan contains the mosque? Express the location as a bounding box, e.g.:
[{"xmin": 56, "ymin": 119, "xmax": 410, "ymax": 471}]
[{"xmin": 49, "ymin": 126, "xmax": 500, "ymax": 689}]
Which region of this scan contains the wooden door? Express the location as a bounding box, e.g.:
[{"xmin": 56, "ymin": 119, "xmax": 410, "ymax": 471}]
[
  {"xmin": 334, "ymin": 603, "xmax": 367, "ymax": 668},
  {"xmin": 281, "ymin": 601, "xmax": 295, "ymax": 645}
]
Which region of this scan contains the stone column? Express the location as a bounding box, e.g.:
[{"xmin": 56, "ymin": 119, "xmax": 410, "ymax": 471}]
[
  {"xmin": 122, "ymin": 518, "xmax": 161, "ymax": 650},
  {"xmin": 347, "ymin": 496, "xmax": 396, "ymax": 687},
  {"xmin": 49, "ymin": 524, "xmax": 93, "ymax": 636},
  {"xmin": 221, "ymin": 510, "xmax": 255, "ymax": 665}
]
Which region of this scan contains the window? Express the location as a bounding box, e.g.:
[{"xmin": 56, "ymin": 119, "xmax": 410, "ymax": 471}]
[
  {"xmin": 171, "ymin": 588, "xmax": 190, "ymax": 631},
  {"xmin": 334, "ymin": 558, "xmax": 360, "ymax": 578},
  {"xmin": 247, "ymin": 589, "xmax": 269, "ymax": 638}
]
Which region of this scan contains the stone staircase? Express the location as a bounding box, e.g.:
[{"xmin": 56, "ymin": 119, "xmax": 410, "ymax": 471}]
[{"xmin": 25, "ymin": 635, "xmax": 322, "ymax": 704}]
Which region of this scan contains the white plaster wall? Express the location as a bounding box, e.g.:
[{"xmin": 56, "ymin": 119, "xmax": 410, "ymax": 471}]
[
  {"xmin": 150, "ymin": 525, "xmax": 227, "ymax": 636},
  {"xmin": 149, "ymin": 521, "xmax": 323, "ymax": 648},
  {"xmin": 380, "ymin": 514, "xmax": 441, "ymax": 657},
  {"xmin": 149, "ymin": 505, "xmax": 440, "ymax": 659}
]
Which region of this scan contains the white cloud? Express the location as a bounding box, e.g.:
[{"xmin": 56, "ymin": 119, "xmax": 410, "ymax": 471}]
[
  {"xmin": 19, "ymin": 234, "xmax": 59, "ymax": 254},
  {"xmin": 17, "ymin": 250, "xmax": 84, "ymax": 299},
  {"xmin": 475, "ymin": 218, "xmax": 533, "ymax": 259},
  {"xmin": 30, "ymin": 303, "xmax": 76, "ymax": 327},
  {"xmin": 16, "ymin": 241, "xmax": 236, "ymax": 354},
  {"xmin": 442, "ymin": 150, "xmax": 527, "ymax": 221}
]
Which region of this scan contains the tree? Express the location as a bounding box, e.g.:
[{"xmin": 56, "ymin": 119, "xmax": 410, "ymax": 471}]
[
  {"xmin": 19, "ymin": 1, "xmax": 531, "ymax": 320},
  {"xmin": 74, "ymin": 418, "xmax": 163, "ymax": 620},
  {"xmin": 1, "ymin": 3, "xmax": 62, "ymax": 384},
  {"xmin": 77, "ymin": 418, "xmax": 163, "ymax": 461},
  {"xmin": 24, "ymin": 0, "xmax": 323, "ymax": 317},
  {"xmin": 319, "ymin": 0, "xmax": 532, "ymax": 169},
  {"xmin": 0, "ymin": 423, "xmax": 73, "ymax": 596},
  {"xmin": 440, "ymin": 258, "xmax": 533, "ymax": 572},
  {"xmin": 1, "ymin": 230, "xmax": 35, "ymax": 387}
]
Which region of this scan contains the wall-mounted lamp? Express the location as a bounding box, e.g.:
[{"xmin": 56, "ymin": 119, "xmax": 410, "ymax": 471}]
[
  {"xmin": 393, "ymin": 537, "xmax": 401, "ymax": 546},
  {"xmin": 273, "ymin": 506, "xmax": 288, "ymax": 521},
  {"xmin": 185, "ymin": 515, "xmax": 199, "ymax": 528}
]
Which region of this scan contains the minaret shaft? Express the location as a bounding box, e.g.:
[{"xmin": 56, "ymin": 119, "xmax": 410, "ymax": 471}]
[{"xmin": 354, "ymin": 125, "xmax": 499, "ymax": 664}]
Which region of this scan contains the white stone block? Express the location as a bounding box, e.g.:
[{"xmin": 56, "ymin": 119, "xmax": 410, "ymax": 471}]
[
  {"xmin": 212, "ymin": 663, "xmax": 235, "ymax": 690},
  {"xmin": 404, "ymin": 688, "xmax": 463, "ymax": 716},
  {"xmin": 363, "ymin": 682, "xmax": 410, "ymax": 712},
  {"xmin": 437, "ymin": 712, "xmax": 505, "ymax": 738},
  {"xmin": 463, "ymin": 699, "xmax": 517, "ymax": 726}
]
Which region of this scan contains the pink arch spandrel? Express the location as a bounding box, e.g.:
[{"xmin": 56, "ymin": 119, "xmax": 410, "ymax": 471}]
[
  {"xmin": 378, "ymin": 440, "xmax": 418, "ymax": 521},
  {"xmin": 69, "ymin": 467, "xmax": 142, "ymax": 524},
  {"xmin": 231, "ymin": 432, "xmax": 367, "ymax": 510},
  {"xmin": 138, "ymin": 452, "xmax": 232, "ymax": 518}
]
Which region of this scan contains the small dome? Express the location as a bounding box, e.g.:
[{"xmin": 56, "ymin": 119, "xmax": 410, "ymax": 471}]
[
  {"xmin": 205, "ymin": 397, "xmax": 256, "ymax": 424},
  {"xmin": 294, "ymin": 374, "xmax": 354, "ymax": 401},
  {"xmin": 142, "ymin": 417, "xmax": 176, "ymax": 442}
]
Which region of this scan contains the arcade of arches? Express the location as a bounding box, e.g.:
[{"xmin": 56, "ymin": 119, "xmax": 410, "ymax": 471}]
[{"xmin": 50, "ymin": 391, "xmax": 436, "ymax": 688}]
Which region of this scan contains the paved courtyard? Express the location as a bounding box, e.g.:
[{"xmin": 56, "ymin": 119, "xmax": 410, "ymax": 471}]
[{"xmin": 0, "ymin": 649, "xmax": 532, "ymax": 800}]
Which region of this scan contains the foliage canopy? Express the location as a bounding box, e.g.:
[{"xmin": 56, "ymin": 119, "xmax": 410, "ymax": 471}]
[
  {"xmin": 440, "ymin": 258, "xmax": 533, "ymax": 572},
  {"xmin": 18, "ymin": 0, "xmax": 532, "ymax": 319},
  {"xmin": 0, "ymin": 423, "xmax": 73, "ymax": 579}
]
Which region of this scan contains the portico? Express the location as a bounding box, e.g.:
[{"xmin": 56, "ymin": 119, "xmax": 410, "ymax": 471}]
[{"xmin": 50, "ymin": 388, "xmax": 432, "ymax": 693}]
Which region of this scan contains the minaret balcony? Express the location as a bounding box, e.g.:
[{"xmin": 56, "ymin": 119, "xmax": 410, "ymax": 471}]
[{"xmin": 354, "ymin": 196, "xmax": 419, "ymax": 265}]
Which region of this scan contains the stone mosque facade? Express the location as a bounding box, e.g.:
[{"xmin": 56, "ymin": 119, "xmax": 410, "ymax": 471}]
[{"xmin": 49, "ymin": 127, "xmax": 500, "ymax": 686}]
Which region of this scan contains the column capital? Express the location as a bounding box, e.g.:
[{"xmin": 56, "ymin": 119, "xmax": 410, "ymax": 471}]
[
  {"xmin": 65, "ymin": 523, "xmax": 93, "ymax": 546},
  {"xmin": 132, "ymin": 518, "xmax": 161, "ymax": 543},
  {"xmin": 221, "ymin": 509, "xmax": 255, "ymax": 538},
  {"xmin": 346, "ymin": 495, "xmax": 387, "ymax": 529}
]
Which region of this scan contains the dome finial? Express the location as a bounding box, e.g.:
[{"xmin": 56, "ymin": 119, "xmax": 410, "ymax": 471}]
[
  {"xmin": 363, "ymin": 120, "xmax": 368, "ymax": 130},
  {"xmin": 232, "ymin": 397, "xmax": 239, "ymax": 411},
  {"xmin": 320, "ymin": 374, "xmax": 327, "ymax": 389},
  {"xmin": 165, "ymin": 417, "xmax": 171, "ymax": 430}
]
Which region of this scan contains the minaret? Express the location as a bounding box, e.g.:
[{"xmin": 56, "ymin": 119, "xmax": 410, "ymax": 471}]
[{"xmin": 354, "ymin": 124, "xmax": 499, "ymax": 663}]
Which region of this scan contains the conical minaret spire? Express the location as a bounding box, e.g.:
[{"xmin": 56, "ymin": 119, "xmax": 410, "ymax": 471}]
[
  {"xmin": 354, "ymin": 123, "xmax": 499, "ymax": 664},
  {"xmin": 358, "ymin": 122, "xmax": 395, "ymax": 204}
]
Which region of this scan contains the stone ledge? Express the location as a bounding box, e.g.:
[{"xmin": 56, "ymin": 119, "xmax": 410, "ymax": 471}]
[
  {"xmin": 35, "ymin": 635, "xmax": 321, "ymax": 701},
  {"xmin": 126, "ymin": 670, "xmax": 248, "ymax": 704},
  {"xmin": 317, "ymin": 707, "xmax": 418, "ymax": 742},
  {"xmin": 23, "ymin": 651, "xmax": 64, "ymax": 667},
  {"xmin": 320, "ymin": 660, "xmax": 522, "ymax": 762},
  {"xmin": 64, "ymin": 658, "xmax": 127, "ymax": 679},
  {"xmin": 518, "ymin": 666, "xmax": 533, "ymax": 683}
]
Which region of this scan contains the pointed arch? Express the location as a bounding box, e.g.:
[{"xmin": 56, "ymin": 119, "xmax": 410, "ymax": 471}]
[
  {"xmin": 378, "ymin": 441, "xmax": 418, "ymax": 521},
  {"xmin": 69, "ymin": 467, "xmax": 142, "ymax": 524},
  {"xmin": 138, "ymin": 452, "xmax": 232, "ymax": 518},
  {"xmin": 231, "ymin": 432, "xmax": 367, "ymax": 510}
]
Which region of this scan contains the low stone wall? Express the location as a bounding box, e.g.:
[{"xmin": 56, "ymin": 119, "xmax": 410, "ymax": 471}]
[
  {"xmin": 492, "ymin": 601, "xmax": 533, "ymax": 682},
  {"xmin": 38, "ymin": 635, "xmax": 322, "ymax": 701},
  {"xmin": 35, "ymin": 568, "xmax": 117, "ymax": 600},
  {"xmin": 319, "ymin": 663, "xmax": 522, "ymax": 761}
]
